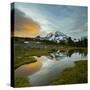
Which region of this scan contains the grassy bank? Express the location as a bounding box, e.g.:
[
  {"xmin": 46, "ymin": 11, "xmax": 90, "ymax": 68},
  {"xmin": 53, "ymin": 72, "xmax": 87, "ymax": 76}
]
[
  {"xmin": 14, "ymin": 56, "xmax": 35, "ymax": 87},
  {"xmin": 15, "ymin": 76, "xmax": 30, "ymax": 87},
  {"xmin": 15, "ymin": 44, "xmax": 87, "ymax": 56},
  {"xmin": 14, "ymin": 45, "xmax": 87, "ymax": 69},
  {"xmin": 52, "ymin": 60, "xmax": 88, "ymax": 85},
  {"xmin": 15, "ymin": 56, "xmax": 37, "ymax": 70},
  {"xmin": 14, "ymin": 44, "xmax": 87, "ymax": 87},
  {"xmin": 14, "ymin": 46, "xmax": 87, "ymax": 70}
]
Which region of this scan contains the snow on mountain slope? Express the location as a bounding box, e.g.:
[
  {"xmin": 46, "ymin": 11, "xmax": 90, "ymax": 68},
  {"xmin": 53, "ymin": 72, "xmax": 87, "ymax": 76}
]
[{"xmin": 44, "ymin": 31, "xmax": 69, "ymax": 43}]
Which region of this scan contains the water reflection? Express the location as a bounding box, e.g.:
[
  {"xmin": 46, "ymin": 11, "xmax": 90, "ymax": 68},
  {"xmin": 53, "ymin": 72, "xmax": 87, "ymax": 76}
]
[
  {"xmin": 48, "ymin": 49, "xmax": 87, "ymax": 61},
  {"xmin": 15, "ymin": 49, "xmax": 87, "ymax": 86},
  {"xmin": 28, "ymin": 49, "xmax": 87, "ymax": 86}
]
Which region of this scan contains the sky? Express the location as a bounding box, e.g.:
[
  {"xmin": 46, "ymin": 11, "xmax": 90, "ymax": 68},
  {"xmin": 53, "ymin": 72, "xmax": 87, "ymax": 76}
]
[{"xmin": 12, "ymin": 2, "xmax": 88, "ymax": 39}]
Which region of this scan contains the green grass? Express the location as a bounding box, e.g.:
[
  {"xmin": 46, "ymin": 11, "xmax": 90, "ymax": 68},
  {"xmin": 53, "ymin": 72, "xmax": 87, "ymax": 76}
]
[
  {"xmin": 14, "ymin": 44, "xmax": 87, "ymax": 87},
  {"xmin": 52, "ymin": 60, "xmax": 88, "ymax": 85},
  {"xmin": 14, "ymin": 45, "xmax": 87, "ymax": 70},
  {"xmin": 14, "ymin": 56, "xmax": 37, "ymax": 70},
  {"xmin": 14, "ymin": 46, "xmax": 50, "ymax": 69},
  {"xmin": 15, "ymin": 76, "xmax": 30, "ymax": 87}
]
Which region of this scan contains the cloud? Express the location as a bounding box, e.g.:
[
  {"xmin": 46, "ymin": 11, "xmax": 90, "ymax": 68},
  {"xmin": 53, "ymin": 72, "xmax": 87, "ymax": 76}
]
[
  {"xmin": 11, "ymin": 8, "xmax": 41, "ymax": 37},
  {"xmin": 13, "ymin": 3, "xmax": 87, "ymax": 39}
]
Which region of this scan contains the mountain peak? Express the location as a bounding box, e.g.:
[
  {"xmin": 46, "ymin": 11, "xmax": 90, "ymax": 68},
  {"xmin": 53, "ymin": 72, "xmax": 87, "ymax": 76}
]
[
  {"xmin": 35, "ymin": 31, "xmax": 69, "ymax": 43},
  {"xmin": 44, "ymin": 31, "xmax": 69, "ymax": 43}
]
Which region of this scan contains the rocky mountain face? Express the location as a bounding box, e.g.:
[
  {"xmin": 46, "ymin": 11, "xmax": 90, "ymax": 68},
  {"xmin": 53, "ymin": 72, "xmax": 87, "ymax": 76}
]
[{"xmin": 36, "ymin": 31, "xmax": 69, "ymax": 43}]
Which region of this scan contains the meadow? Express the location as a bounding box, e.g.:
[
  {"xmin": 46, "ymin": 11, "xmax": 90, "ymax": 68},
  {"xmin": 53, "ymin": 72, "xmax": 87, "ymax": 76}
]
[{"xmin": 14, "ymin": 43, "xmax": 87, "ymax": 87}]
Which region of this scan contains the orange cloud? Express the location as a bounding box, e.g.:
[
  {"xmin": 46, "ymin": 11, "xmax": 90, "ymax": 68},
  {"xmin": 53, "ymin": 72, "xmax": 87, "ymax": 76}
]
[
  {"xmin": 14, "ymin": 19, "xmax": 41, "ymax": 37},
  {"xmin": 12, "ymin": 8, "xmax": 41, "ymax": 37}
]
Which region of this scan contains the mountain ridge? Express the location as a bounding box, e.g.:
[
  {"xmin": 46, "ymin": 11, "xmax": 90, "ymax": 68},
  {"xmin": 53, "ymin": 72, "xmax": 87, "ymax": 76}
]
[{"xmin": 36, "ymin": 31, "xmax": 69, "ymax": 43}]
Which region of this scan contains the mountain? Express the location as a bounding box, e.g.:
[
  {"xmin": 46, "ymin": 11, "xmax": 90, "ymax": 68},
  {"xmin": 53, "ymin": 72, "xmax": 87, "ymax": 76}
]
[
  {"xmin": 36, "ymin": 31, "xmax": 69, "ymax": 43},
  {"xmin": 14, "ymin": 31, "xmax": 79, "ymax": 45}
]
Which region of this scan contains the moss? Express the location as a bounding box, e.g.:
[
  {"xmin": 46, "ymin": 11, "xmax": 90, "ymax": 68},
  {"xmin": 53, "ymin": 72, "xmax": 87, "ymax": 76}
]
[
  {"xmin": 15, "ymin": 76, "xmax": 30, "ymax": 87},
  {"xmin": 52, "ymin": 60, "xmax": 88, "ymax": 85}
]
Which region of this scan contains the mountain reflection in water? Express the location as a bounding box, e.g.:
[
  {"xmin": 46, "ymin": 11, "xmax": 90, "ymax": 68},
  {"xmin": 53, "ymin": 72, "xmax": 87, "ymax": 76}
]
[
  {"xmin": 15, "ymin": 49, "xmax": 87, "ymax": 86},
  {"xmin": 28, "ymin": 50, "xmax": 87, "ymax": 86}
]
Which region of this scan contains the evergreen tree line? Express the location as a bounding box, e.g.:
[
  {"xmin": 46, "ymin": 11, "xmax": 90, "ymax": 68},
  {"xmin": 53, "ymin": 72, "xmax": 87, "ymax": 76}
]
[{"xmin": 59, "ymin": 37, "xmax": 88, "ymax": 47}]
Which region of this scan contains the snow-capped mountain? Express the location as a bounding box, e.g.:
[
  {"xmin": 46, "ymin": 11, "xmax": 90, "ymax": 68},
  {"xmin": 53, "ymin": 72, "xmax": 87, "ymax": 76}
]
[
  {"xmin": 36, "ymin": 31, "xmax": 69, "ymax": 43},
  {"xmin": 44, "ymin": 31, "xmax": 69, "ymax": 43}
]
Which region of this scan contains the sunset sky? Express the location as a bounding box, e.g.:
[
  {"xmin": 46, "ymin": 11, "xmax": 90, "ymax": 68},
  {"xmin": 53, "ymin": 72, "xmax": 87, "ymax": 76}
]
[{"xmin": 12, "ymin": 2, "xmax": 88, "ymax": 39}]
